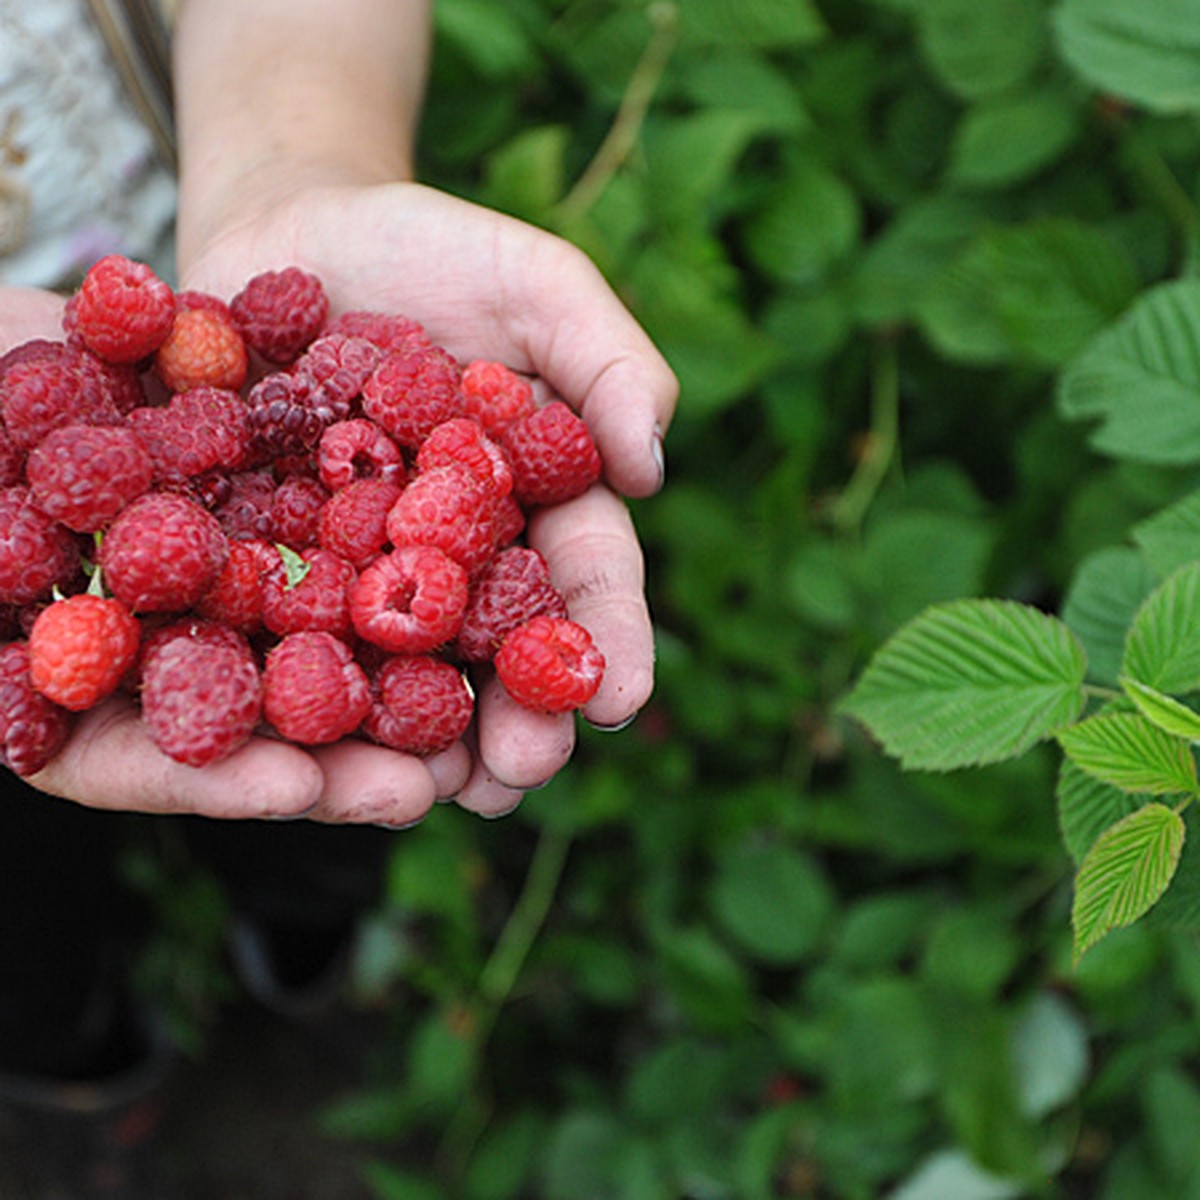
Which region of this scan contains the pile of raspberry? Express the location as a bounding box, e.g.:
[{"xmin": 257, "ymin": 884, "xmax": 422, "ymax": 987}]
[{"xmin": 0, "ymin": 254, "xmax": 607, "ymax": 775}]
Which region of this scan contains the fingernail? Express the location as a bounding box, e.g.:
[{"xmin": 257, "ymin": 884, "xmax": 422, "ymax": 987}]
[
  {"xmin": 587, "ymin": 711, "xmax": 639, "ymax": 733},
  {"xmin": 480, "ymin": 802, "xmax": 522, "ymax": 820},
  {"xmin": 377, "ymin": 815, "xmax": 427, "ymax": 831},
  {"xmin": 651, "ymin": 424, "xmax": 666, "ymax": 490}
]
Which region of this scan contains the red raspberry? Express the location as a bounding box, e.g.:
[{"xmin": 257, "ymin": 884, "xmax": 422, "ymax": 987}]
[
  {"xmin": 28, "ymin": 593, "xmax": 141, "ymax": 711},
  {"xmin": 140, "ymin": 635, "xmax": 263, "ymax": 766},
  {"xmin": 0, "ymin": 641, "xmax": 71, "ymax": 776},
  {"xmin": 361, "ymin": 344, "xmax": 463, "ymax": 449},
  {"xmin": 323, "ymin": 310, "xmax": 430, "ymax": 356},
  {"xmin": 316, "ymin": 478, "xmax": 401, "ymax": 568},
  {"xmin": 317, "ymin": 418, "xmax": 405, "ymax": 492},
  {"xmin": 137, "ymin": 615, "xmax": 256, "ymax": 681},
  {"xmin": 0, "ymin": 425, "xmax": 25, "ymax": 487},
  {"xmin": 455, "ymin": 547, "xmax": 569, "ymax": 662},
  {"xmin": 71, "ymin": 254, "xmax": 177, "ymax": 364},
  {"xmin": 1, "ymin": 344, "xmax": 124, "ymax": 451},
  {"xmin": 230, "ymin": 266, "xmax": 328, "ymax": 363},
  {"xmin": 26, "ymin": 424, "xmax": 153, "ymax": 532},
  {"xmin": 500, "ymin": 401, "xmax": 602, "ymax": 507},
  {"xmin": 349, "ymin": 545, "xmax": 468, "ymax": 654},
  {"xmin": 154, "ymin": 307, "xmax": 249, "ymax": 393},
  {"xmin": 194, "ymin": 538, "xmax": 280, "ymax": 634},
  {"xmin": 100, "ymin": 491, "xmax": 229, "ymax": 613},
  {"xmin": 262, "ymin": 630, "xmax": 371, "ymax": 744},
  {"xmin": 174, "ymin": 290, "xmax": 233, "ymax": 320},
  {"xmin": 416, "ymin": 417, "xmax": 512, "ymax": 498},
  {"xmin": 211, "ymin": 466, "xmax": 276, "ymax": 541},
  {"xmin": 81, "ymin": 352, "xmax": 146, "ymax": 416},
  {"xmin": 292, "ymin": 333, "xmax": 382, "ymax": 407},
  {"xmin": 270, "ymin": 473, "xmax": 329, "ymax": 549},
  {"xmin": 492, "ymin": 493, "xmax": 526, "ymax": 550},
  {"xmin": 363, "ymin": 654, "xmax": 474, "ymax": 756},
  {"xmin": 245, "ymin": 369, "xmax": 343, "ymax": 460},
  {"xmin": 0, "ymin": 486, "xmax": 81, "ymax": 605},
  {"xmin": 385, "ymin": 465, "xmax": 499, "ymax": 577},
  {"xmin": 494, "ymin": 614, "xmax": 605, "ymax": 713},
  {"xmin": 126, "ymin": 386, "xmax": 250, "ymax": 482},
  {"xmin": 261, "ymin": 545, "xmax": 356, "ymax": 638},
  {"xmin": 460, "ymin": 360, "xmax": 536, "ymax": 436}
]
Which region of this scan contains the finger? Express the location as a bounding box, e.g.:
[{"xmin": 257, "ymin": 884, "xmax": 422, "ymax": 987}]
[
  {"xmin": 424, "ymin": 740, "xmax": 473, "ymax": 801},
  {"xmin": 527, "ymin": 485, "xmax": 655, "ymax": 730},
  {"xmin": 473, "ymin": 672, "xmax": 576, "ymax": 790},
  {"xmin": 305, "ymin": 737, "xmax": 441, "ymax": 826},
  {"xmin": 0, "ymin": 287, "xmax": 67, "ymax": 350}
]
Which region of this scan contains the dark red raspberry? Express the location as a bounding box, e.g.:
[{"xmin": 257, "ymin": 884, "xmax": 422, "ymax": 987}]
[
  {"xmin": 361, "ymin": 344, "xmax": 463, "ymax": 449},
  {"xmin": 0, "ymin": 425, "xmax": 24, "ymax": 487},
  {"xmin": 0, "ymin": 641, "xmax": 71, "ymax": 776},
  {"xmin": 26, "ymin": 424, "xmax": 153, "ymax": 532},
  {"xmin": 230, "ymin": 266, "xmax": 328, "ymax": 363},
  {"xmin": 0, "ymin": 486, "xmax": 81, "ymax": 605},
  {"xmin": 1, "ymin": 344, "xmax": 124, "ymax": 451},
  {"xmin": 154, "ymin": 307, "xmax": 249, "ymax": 393},
  {"xmin": 317, "ymin": 418, "xmax": 405, "ymax": 492},
  {"xmin": 28, "ymin": 593, "xmax": 141, "ymax": 711},
  {"xmin": 316, "ymin": 478, "xmax": 402, "ymax": 568},
  {"xmin": 141, "ymin": 636, "xmax": 263, "ymax": 766},
  {"xmin": 211, "ymin": 466, "xmax": 276, "ymax": 541},
  {"xmin": 363, "ymin": 654, "xmax": 474, "ymax": 756},
  {"xmin": 460, "ymin": 360, "xmax": 536, "ymax": 436},
  {"xmin": 261, "ymin": 545, "xmax": 356, "ymax": 638},
  {"xmin": 323, "ymin": 310, "xmax": 430, "ymax": 356},
  {"xmin": 455, "ymin": 547, "xmax": 569, "ymax": 662},
  {"xmin": 126, "ymin": 386, "xmax": 250, "ymax": 482},
  {"xmin": 77, "ymin": 350, "xmax": 147, "ymax": 416},
  {"xmin": 72, "ymin": 254, "xmax": 177, "ymax": 364},
  {"xmin": 417, "ymin": 417, "xmax": 512, "ymax": 497},
  {"xmin": 262, "ymin": 630, "xmax": 371, "ymax": 744},
  {"xmin": 246, "ymin": 369, "xmax": 345, "ymax": 460},
  {"xmin": 385, "ymin": 465, "xmax": 499, "ymax": 577},
  {"xmin": 292, "ymin": 333, "xmax": 382, "ymax": 408},
  {"xmin": 494, "ymin": 614, "xmax": 605, "ymax": 713},
  {"xmin": 500, "ymin": 401, "xmax": 602, "ymax": 508},
  {"xmin": 270, "ymin": 473, "xmax": 329, "ymax": 549},
  {"xmin": 349, "ymin": 545, "xmax": 468, "ymax": 654},
  {"xmin": 194, "ymin": 538, "xmax": 280, "ymax": 634},
  {"xmin": 100, "ymin": 491, "xmax": 229, "ymax": 613}
]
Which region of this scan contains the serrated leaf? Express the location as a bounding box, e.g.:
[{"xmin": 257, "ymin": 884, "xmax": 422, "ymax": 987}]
[
  {"xmin": 1056, "ymin": 712, "xmax": 1198, "ymax": 796},
  {"xmin": 1133, "ymin": 488, "xmax": 1200, "ymax": 577},
  {"xmin": 840, "ymin": 599, "xmax": 1087, "ymax": 771},
  {"xmin": 1122, "ymin": 678, "xmax": 1200, "ymax": 741},
  {"xmin": 1072, "ymin": 802, "xmax": 1185, "ymax": 961},
  {"xmin": 1057, "ymin": 753, "xmax": 1140, "ymax": 865},
  {"xmin": 1122, "ymin": 561, "xmax": 1200, "ymax": 693}
]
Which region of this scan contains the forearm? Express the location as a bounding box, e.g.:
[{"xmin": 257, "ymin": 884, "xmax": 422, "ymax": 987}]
[{"xmin": 173, "ymin": 0, "xmax": 431, "ymax": 267}]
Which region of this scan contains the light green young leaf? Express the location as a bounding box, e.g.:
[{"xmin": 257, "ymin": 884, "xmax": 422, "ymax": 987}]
[
  {"xmin": 1122, "ymin": 561, "xmax": 1200, "ymax": 693},
  {"xmin": 1057, "ymin": 754, "xmax": 1140, "ymax": 865},
  {"xmin": 1056, "ymin": 712, "xmax": 1198, "ymax": 796},
  {"xmin": 1122, "ymin": 678, "xmax": 1200, "ymax": 742},
  {"xmin": 839, "ymin": 599, "xmax": 1087, "ymax": 771},
  {"xmin": 1072, "ymin": 802, "xmax": 1186, "ymax": 962}
]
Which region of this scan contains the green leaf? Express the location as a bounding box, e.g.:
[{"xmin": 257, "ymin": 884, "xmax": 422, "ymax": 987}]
[
  {"xmin": 1012, "ymin": 990, "xmax": 1090, "ymax": 1120},
  {"xmin": 678, "ymin": 0, "xmax": 827, "ymax": 47},
  {"xmin": 1054, "ymin": 0, "xmax": 1200, "ymax": 113},
  {"xmin": 887, "ymin": 1150, "xmax": 1022, "ymax": 1200},
  {"xmin": 1122, "ymin": 561, "xmax": 1200, "ymax": 693},
  {"xmin": 1072, "ymin": 801, "xmax": 1186, "ymax": 961},
  {"xmin": 1133, "ymin": 488, "xmax": 1200, "ymax": 577},
  {"xmin": 1058, "ymin": 281, "xmax": 1200, "ymax": 465},
  {"xmin": 1056, "ymin": 712, "xmax": 1198, "ymax": 796},
  {"xmin": 1122, "ymin": 678, "xmax": 1200, "ymax": 741},
  {"xmin": 840, "ymin": 599, "xmax": 1088, "ymax": 771},
  {"xmin": 1057, "ymin": 753, "xmax": 1141, "ymax": 864}
]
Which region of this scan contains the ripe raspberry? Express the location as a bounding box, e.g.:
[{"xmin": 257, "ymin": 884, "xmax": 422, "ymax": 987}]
[
  {"xmin": 0, "ymin": 425, "xmax": 24, "ymax": 487},
  {"xmin": 137, "ymin": 615, "xmax": 257, "ymax": 682},
  {"xmin": 211, "ymin": 466, "xmax": 276, "ymax": 541},
  {"xmin": 26, "ymin": 424, "xmax": 153, "ymax": 532},
  {"xmin": 316, "ymin": 478, "xmax": 401, "ymax": 568},
  {"xmin": 140, "ymin": 636, "xmax": 262, "ymax": 766},
  {"xmin": 100, "ymin": 491, "xmax": 229, "ymax": 613},
  {"xmin": 71, "ymin": 254, "xmax": 176, "ymax": 364},
  {"xmin": 194, "ymin": 538, "xmax": 280, "ymax": 634},
  {"xmin": 317, "ymin": 418, "xmax": 405, "ymax": 492},
  {"xmin": 416, "ymin": 418, "xmax": 512, "ymax": 498},
  {"xmin": 361, "ymin": 344, "xmax": 463, "ymax": 449},
  {"xmin": 0, "ymin": 486, "xmax": 81, "ymax": 605},
  {"xmin": 1, "ymin": 344, "xmax": 124, "ymax": 451},
  {"xmin": 0, "ymin": 641, "xmax": 71, "ymax": 775},
  {"xmin": 363, "ymin": 654, "xmax": 474, "ymax": 756},
  {"xmin": 455, "ymin": 547, "xmax": 569, "ymax": 662},
  {"xmin": 230, "ymin": 266, "xmax": 328, "ymax": 363},
  {"xmin": 82, "ymin": 352, "xmax": 146, "ymax": 416},
  {"xmin": 323, "ymin": 310, "xmax": 430, "ymax": 356},
  {"xmin": 500, "ymin": 401, "xmax": 602, "ymax": 507},
  {"xmin": 270, "ymin": 473, "xmax": 329, "ymax": 549},
  {"xmin": 349, "ymin": 545, "xmax": 468, "ymax": 654},
  {"xmin": 460, "ymin": 360, "xmax": 536, "ymax": 436},
  {"xmin": 492, "ymin": 493, "xmax": 526, "ymax": 550},
  {"xmin": 385, "ymin": 465, "xmax": 499, "ymax": 577},
  {"xmin": 292, "ymin": 333, "xmax": 383, "ymax": 408},
  {"xmin": 245, "ymin": 369, "xmax": 345, "ymax": 460},
  {"xmin": 28, "ymin": 593, "xmax": 141, "ymax": 711},
  {"xmin": 174, "ymin": 289, "xmax": 234, "ymax": 320},
  {"xmin": 126, "ymin": 386, "xmax": 250, "ymax": 482},
  {"xmin": 493, "ymin": 614, "xmax": 605, "ymax": 713},
  {"xmin": 262, "ymin": 630, "xmax": 371, "ymax": 745},
  {"xmin": 261, "ymin": 545, "xmax": 356, "ymax": 638},
  {"xmin": 154, "ymin": 307, "xmax": 249, "ymax": 393}
]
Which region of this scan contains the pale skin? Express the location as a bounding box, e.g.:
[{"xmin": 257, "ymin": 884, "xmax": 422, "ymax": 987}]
[{"xmin": 15, "ymin": 0, "xmax": 677, "ymax": 824}]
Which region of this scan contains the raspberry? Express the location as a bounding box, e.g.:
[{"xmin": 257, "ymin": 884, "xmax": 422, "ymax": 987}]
[
  {"xmin": 154, "ymin": 307, "xmax": 249, "ymax": 393},
  {"xmin": 349, "ymin": 545, "xmax": 468, "ymax": 654},
  {"xmin": 82, "ymin": 352, "xmax": 146, "ymax": 416},
  {"xmin": 317, "ymin": 418, "xmax": 405, "ymax": 492},
  {"xmin": 492, "ymin": 493, "xmax": 526, "ymax": 550},
  {"xmin": 493, "ymin": 614, "xmax": 605, "ymax": 713},
  {"xmin": 385, "ymin": 465, "xmax": 499, "ymax": 577},
  {"xmin": 0, "ymin": 641, "xmax": 71, "ymax": 776},
  {"xmin": 416, "ymin": 417, "xmax": 512, "ymax": 498},
  {"xmin": 1, "ymin": 344, "xmax": 124, "ymax": 451},
  {"xmin": 361, "ymin": 344, "xmax": 463, "ymax": 449},
  {"xmin": 0, "ymin": 425, "xmax": 25, "ymax": 487},
  {"xmin": 126, "ymin": 387, "xmax": 250, "ymax": 482},
  {"xmin": 316, "ymin": 478, "xmax": 401, "ymax": 568},
  {"xmin": 26, "ymin": 424, "xmax": 153, "ymax": 532},
  {"xmin": 455, "ymin": 547, "xmax": 569, "ymax": 662},
  {"xmin": 270, "ymin": 473, "xmax": 329, "ymax": 549},
  {"xmin": 140, "ymin": 635, "xmax": 262, "ymax": 766},
  {"xmin": 460, "ymin": 360, "xmax": 536, "ymax": 436},
  {"xmin": 363, "ymin": 654, "xmax": 474, "ymax": 756},
  {"xmin": 194, "ymin": 538, "xmax": 280, "ymax": 634},
  {"xmin": 28, "ymin": 593, "xmax": 141, "ymax": 711},
  {"xmin": 323, "ymin": 310, "xmax": 430, "ymax": 356},
  {"xmin": 174, "ymin": 290, "xmax": 234, "ymax": 320},
  {"xmin": 292, "ymin": 333, "xmax": 383, "ymax": 408},
  {"xmin": 261, "ymin": 545, "xmax": 356, "ymax": 638},
  {"xmin": 211, "ymin": 466, "xmax": 276, "ymax": 541},
  {"xmin": 262, "ymin": 630, "xmax": 371, "ymax": 745},
  {"xmin": 245, "ymin": 369, "xmax": 345, "ymax": 460},
  {"xmin": 230, "ymin": 267, "xmax": 328, "ymax": 363},
  {"xmin": 500, "ymin": 401, "xmax": 602, "ymax": 508},
  {"xmin": 0, "ymin": 486, "xmax": 81, "ymax": 605},
  {"xmin": 71, "ymin": 254, "xmax": 177, "ymax": 364},
  {"xmin": 100, "ymin": 491, "xmax": 229, "ymax": 613}
]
